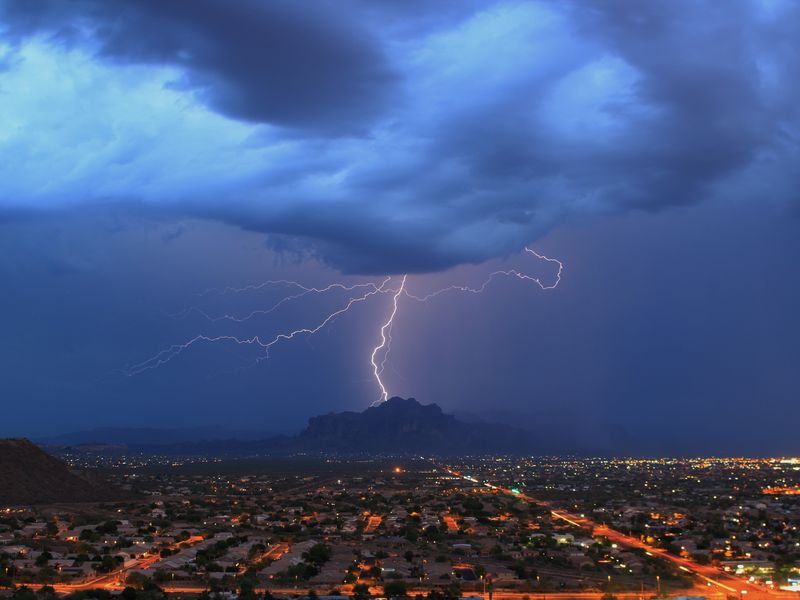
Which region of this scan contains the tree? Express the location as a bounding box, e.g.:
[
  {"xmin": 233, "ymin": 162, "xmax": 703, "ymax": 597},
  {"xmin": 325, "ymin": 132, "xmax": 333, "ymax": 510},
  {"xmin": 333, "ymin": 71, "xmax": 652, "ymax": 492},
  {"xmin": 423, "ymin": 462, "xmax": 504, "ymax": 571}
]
[
  {"xmin": 352, "ymin": 583, "xmax": 371, "ymax": 600},
  {"xmin": 79, "ymin": 529, "xmax": 98, "ymax": 542},
  {"xmin": 12, "ymin": 586, "xmax": 37, "ymax": 600},
  {"xmin": 384, "ymin": 580, "xmax": 408, "ymax": 597},
  {"xmin": 303, "ymin": 544, "xmax": 332, "ymax": 567},
  {"xmin": 152, "ymin": 571, "xmax": 171, "ymax": 584},
  {"xmin": 96, "ymin": 521, "xmax": 120, "ymax": 535},
  {"xmin": 95, "ymin": 555, "xmax": 118, "ymax": 573},
  {"xmin": 510, "ymin": 564, "xmax": 527, "ymax": 579},
  {"xmin": 36, "ymin": 566, "xmax": 58, "ymax": 584},
  {"xmin": 38, "ymin": 586, "xmax": 58, "ymax": 600},
  {"xmin": 444, "ymin": 581, "xmax": 461, "ymax": 599},
  {"xmin": 125, "ymin": 572, "xmax": 150, "ymax": 590},
  {"xmin": 423, "ymin": 525, "xmax": 442, "ymax": 542},
  {"xmin": 121, "ymin": 588, "xmax": 138, "ymax": 600},
  {"xmin": 236, "ymin": 568, "xmax": 260, "ymax": 600},
  {"xmin": 35, "ymin": 552, "xmax": 53, "ymax": 567}
]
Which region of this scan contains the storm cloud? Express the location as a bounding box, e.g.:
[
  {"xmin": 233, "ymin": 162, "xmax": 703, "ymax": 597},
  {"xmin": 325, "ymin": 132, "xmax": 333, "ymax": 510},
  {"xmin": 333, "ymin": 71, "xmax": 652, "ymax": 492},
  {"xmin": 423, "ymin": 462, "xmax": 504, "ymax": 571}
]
[{"xmin": 1, "ymin": 0, "xmax": 798, "ymax": 273}]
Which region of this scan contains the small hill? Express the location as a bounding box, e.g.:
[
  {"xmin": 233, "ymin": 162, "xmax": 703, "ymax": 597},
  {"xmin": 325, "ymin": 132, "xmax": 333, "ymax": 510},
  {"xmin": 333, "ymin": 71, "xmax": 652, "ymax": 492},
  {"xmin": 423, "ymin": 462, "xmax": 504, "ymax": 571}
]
[{"xmin": 0, "ymin": 438, "xmax": 121, "ymax": 505}]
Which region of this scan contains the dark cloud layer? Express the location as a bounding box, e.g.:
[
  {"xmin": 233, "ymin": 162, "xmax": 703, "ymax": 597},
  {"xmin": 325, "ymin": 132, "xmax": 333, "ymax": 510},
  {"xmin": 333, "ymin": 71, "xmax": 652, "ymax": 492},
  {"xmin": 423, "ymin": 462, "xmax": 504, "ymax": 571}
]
[
  {"xmin": 1, "ymin": 0, "xmax": 393, "ymax": 133},
  {"xmin": 1, "ymin": 0, "xmax": 799, "ymax": 273}
]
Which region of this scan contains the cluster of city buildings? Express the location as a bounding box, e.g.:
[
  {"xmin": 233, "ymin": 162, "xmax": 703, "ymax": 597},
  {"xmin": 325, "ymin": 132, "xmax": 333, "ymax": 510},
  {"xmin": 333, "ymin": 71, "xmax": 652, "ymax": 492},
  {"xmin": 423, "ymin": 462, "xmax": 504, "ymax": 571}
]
[{"xmin": 1, "ymin": 456, "xmax": 798, "ymax": 599}]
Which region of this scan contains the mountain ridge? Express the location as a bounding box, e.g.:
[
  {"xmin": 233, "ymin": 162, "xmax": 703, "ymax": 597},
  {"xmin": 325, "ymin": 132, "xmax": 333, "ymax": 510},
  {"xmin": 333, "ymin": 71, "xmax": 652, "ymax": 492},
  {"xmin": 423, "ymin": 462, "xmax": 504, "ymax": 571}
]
[
  {"xmin": 37, "ymin": 398, "xmax": 547, "ymax": 457},
  {"xmin": 287, "ymin": 397, "xmax": 542, "ymax": 454}
]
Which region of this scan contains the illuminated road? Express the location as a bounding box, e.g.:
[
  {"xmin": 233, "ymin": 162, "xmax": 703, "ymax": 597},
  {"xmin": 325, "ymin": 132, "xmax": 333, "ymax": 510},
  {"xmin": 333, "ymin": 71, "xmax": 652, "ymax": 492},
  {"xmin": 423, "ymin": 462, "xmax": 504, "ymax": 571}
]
[
  {"xmin": 263, "ymin": 542, "xmax": 290, "ymax": 561},
  {"xmin": 439, "ymin": 465, "xmax": 796, "ymax": 600}
]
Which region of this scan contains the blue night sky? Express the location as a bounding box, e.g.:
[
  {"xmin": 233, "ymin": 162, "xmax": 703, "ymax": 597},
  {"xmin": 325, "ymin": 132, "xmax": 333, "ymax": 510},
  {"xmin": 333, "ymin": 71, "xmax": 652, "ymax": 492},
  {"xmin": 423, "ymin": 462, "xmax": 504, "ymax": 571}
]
[{"xmin": 0, "ymin": 1, "xmax": 798, "ymax": 454}]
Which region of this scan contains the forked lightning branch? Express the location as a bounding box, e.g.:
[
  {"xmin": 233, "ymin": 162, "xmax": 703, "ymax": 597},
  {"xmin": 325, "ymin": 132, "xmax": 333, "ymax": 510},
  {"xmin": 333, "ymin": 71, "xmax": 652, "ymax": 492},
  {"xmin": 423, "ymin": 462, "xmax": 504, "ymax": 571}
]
[{"xmin": 127, "ymin": 248, "xmax": 563, "ymax": 404}]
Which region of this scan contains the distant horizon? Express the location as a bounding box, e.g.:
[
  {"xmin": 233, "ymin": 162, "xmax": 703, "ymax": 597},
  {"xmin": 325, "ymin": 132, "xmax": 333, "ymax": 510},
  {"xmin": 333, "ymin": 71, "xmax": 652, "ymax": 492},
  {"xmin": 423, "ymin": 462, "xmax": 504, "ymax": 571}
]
[{"xmin": 8, "ymin": 396, "xmax": 797, "ymax": 458}]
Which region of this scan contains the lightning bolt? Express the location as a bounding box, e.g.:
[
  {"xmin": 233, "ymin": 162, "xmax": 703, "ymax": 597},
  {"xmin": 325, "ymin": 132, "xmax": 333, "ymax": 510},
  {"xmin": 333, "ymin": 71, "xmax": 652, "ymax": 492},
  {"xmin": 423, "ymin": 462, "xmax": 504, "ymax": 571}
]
[
  {"xmin": 370, "ymin": 274, "xmax": 407, "ymax": 405},
  {"xmin": 126, "ymin": 277, "xmax": 394, "ymax": 375},
  {"xmin": 128, "ymin": 248, "xmax": 563, "ymax": 404},
  {"xmin": 403, "ymin": 248, "xmax": 563, "ymax": 302},
  {"xmin": 368, "ymin": 247, "xmax": 563, "ymax": 404},
  {"xmin": 173, "ymin": 281, "xmax": 381, "ymax": 323}
]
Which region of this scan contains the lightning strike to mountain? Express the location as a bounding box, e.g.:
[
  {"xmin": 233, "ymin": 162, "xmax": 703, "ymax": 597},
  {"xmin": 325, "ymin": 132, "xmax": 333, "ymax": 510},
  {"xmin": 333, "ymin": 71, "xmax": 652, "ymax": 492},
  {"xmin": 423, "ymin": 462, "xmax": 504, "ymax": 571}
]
[
  {"xmin": 370, "ymin": 274, "xmax": 407, "ymax": 405},
  {"xmin": 128, "ymin": 249, "xmax": 563, "ymax": 403}
]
